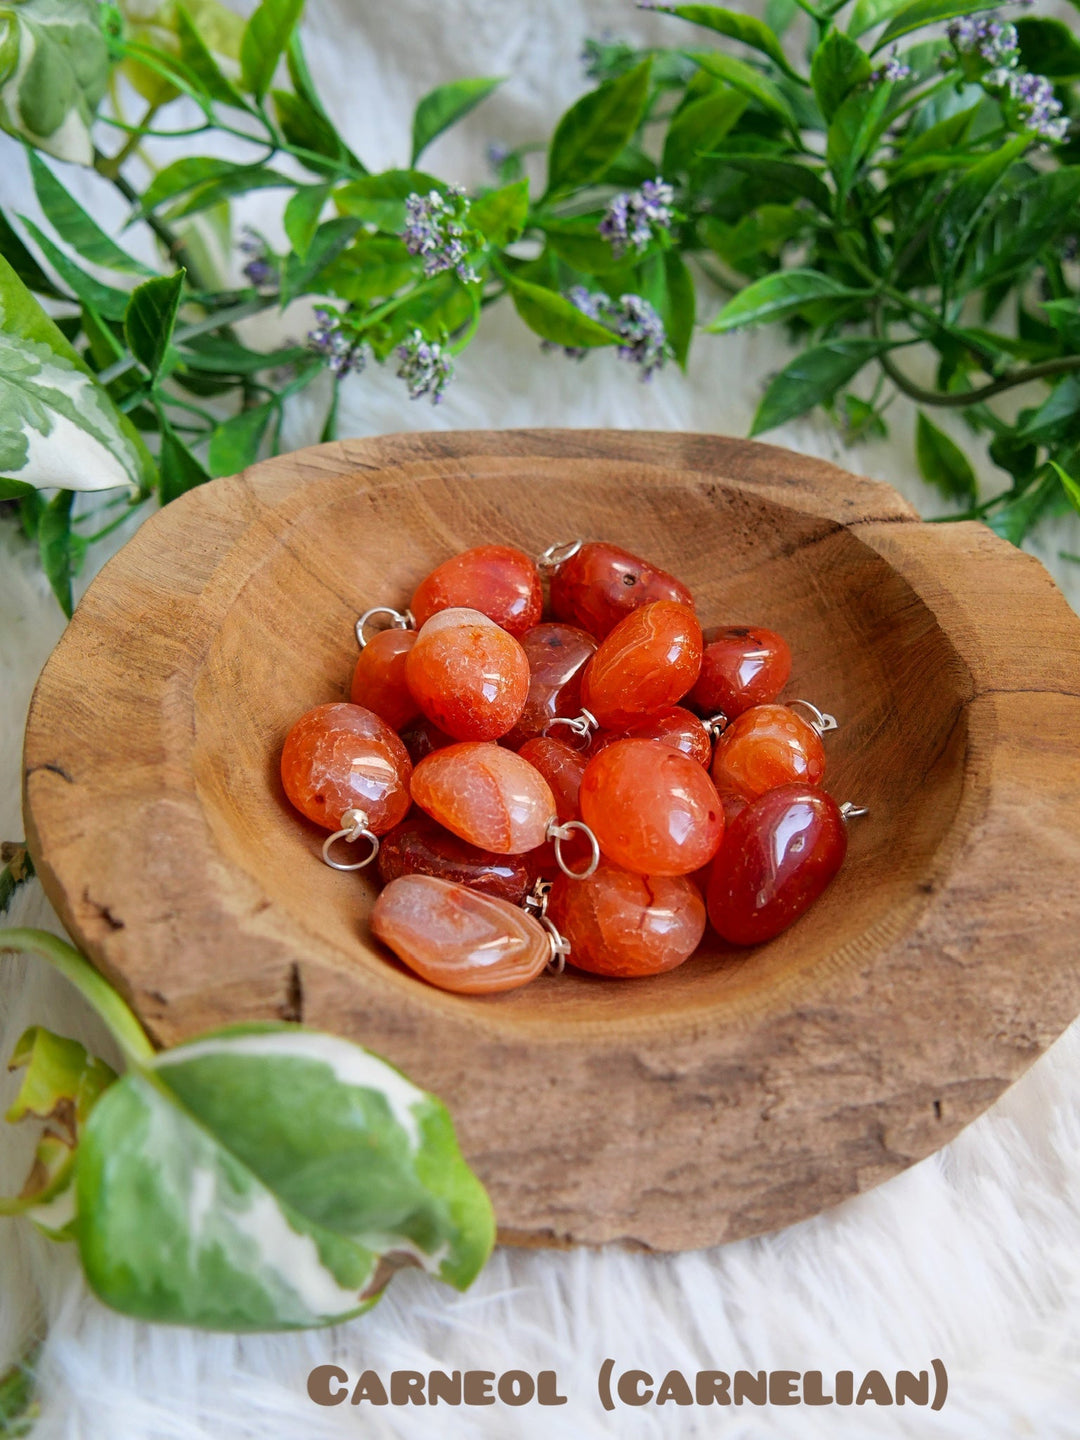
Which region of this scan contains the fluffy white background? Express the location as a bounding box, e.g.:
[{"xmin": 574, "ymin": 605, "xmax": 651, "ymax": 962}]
[{"xmin": 3, "ymin": 1, "xmax": 1080, "ymax": 1435}]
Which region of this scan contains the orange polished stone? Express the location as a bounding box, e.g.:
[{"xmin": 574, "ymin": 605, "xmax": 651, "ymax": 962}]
[
  {"xmin": 580, "ymin": 738, "xmax": 724, "ymax": 876},
  {"xmin": 590, "ymin": 705, "xmax": 712, "ymax": 766},
  {"xmin": 710, "ymin": 703, "xmax": 825, "ymax": 802},
  {"xmin": 398, "ymin": 714, "xmax": 454, "ymax": 764},
  {"xmin": 280, "ymin": 702, "xmax": 412, "ymax": 833},
  {"xmin": 371, "ymin": 875, "xmax": 551, "ymax": 993},
  {"xmin": 549, "ymin": 541, "xmax": 695, "ymax": 639},
  {"xmin": 581, "ymin": 601, "xmax": 703, "ymax": 729},
  {"xmin": 689, "ymin": 626, "xmax": 791, "ymax": 719},
  {"xmin": 377, "ymin": 813, "xmax": 531, "ymax": 905},
  {"xmin": 405, "ymin": 607, "xmax": 530, "ymax": 742},
  {"xmin": 411, "ymin": 545, "xmax": 543, "ymax": 637},
  {"xmin": 411, "ymin": 741, "xmax": 557, "ymax": 853},
  {"xmin": 548, "ymin": 861, "xmax": 706, "ymax": 977},
  {"xmin": 503, "ymin": 623, "xmax": 597, "ymax": 748},
  {"xmin": 706, "ymin": 784, "xmax": 847, "ymax": 944},
  {"xmin": 517, "ymin": 736, "xmax": 587, "ymax": 823},
  {"xmin": 349, "ymin": 629, "xmax": 419, "ymax": 730}
]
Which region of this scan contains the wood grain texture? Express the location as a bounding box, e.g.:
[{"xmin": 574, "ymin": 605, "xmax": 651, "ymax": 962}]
[{"xmin": 22, "ymin": 429, "xmax": 1080, "ymax": 1250}]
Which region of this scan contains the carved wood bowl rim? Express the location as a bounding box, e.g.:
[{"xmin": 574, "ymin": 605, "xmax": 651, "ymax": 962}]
[{"xmin": 22, "ymin": 429, "xmax": 1080, "ymax": 1253}]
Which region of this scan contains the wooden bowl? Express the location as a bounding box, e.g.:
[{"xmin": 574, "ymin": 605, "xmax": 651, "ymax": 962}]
[{"xmin": 23, "ymin": 430, "xmax": 1080, "ymax": 1251}]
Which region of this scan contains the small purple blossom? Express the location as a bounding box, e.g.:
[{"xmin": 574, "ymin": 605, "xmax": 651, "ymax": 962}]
[
  {"xmin": 307, "ymin": 308, "xmax": 366, "ymax": 378},
  {"xmin": 402, "ymin": 186, "xmax": 479, "ymax": 284},
  {"xmin": 552, "ymin": 288, "xmax": 672, "ymax": 381},
  {"xmin": 871, "ymin": 48, "xmax": 911, "ymax": 84},
  {"xmin": 598, "ymin": 177, "xmax": 675, "ymax": 257},
  {"xmin": 238, "ymin": 226, "xmax": 277, "ymax": 291},
  {"xmin": 396, "ymin": 329, "xmax": 453, "ymax": 403},
  {"xmin": 947, "ymin": 16, "xmax": 1019, "ymax": 68},
  {"xmin": 1007, "ymin": 70, "xmax": 1070, "ymax": 142},
  {"xmin": 486, "ymin": 141, "xmax": 510, "ymax": 172}
]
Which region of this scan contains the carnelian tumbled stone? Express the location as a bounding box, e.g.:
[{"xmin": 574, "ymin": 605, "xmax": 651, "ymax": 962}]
[
  {"xmin": 549, "ymin": 541, "xmax": 694, "ymax": 639},
  {"xmin": 689, "ymin": 625, "xmax": 792, "ymax": 719},
  {"xmin": 548, "ymin": 861, "xmax": 706, "ymax": 977},
  {"xmin": 590, "ymin": 705, "xmax": 712, "ymax": 767},
  {"xmin": 349, "ymin": 629, "xmax": 419, "ymax": 730},
  {"xmin": 280, "ymin": 702, "xmax": 412, "ymax": 832},
  {"xmin": 706, "ymin": 784, "xmax": 847, "ymax": 944},
  {"xmin": 377, "ymin": 813, "xmax": 530, "ymax": 905},
  {"xmin": 411, "ymin": 545, "xmax": 542, "ymax": 638},
  {"xmin": 503, "ymin": 623, "xmax": 597, "ymax": 748},
  {"xmin": 517, "ymin": 736, "xmax": 587, "ymax": 822},
  {"xmin": 581, "ymin": 601, "xmax": 703, "ymax": 729},
  {"xmin": 372, "ymin": 875, "xmax": 550, "ymax": 993},
  {"xmin": 405, "ymin": 607, "xmax": 529, "ymax": 742},
  {"xmin": 580, "ymin": 738, "xmax": 724, "ymax": 876},
  {"xmin": 710, "ymin": 703, "xmax": 825, "ymax": 802},
  {"xmin": 411, "ymin": 741, "xmax": 556, "ymax": 853}
]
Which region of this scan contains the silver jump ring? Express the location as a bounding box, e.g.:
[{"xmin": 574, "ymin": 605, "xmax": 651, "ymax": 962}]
[
  {"xmin": 547, "ymin": 818, "xmax": 600, "ymax": 880},
  {"xmin": 542, "ymin": 709, "xmax": 599, "ymax": 751},
  {"xmin": 703, "ymin": 712, "xmax": 729, "ymax": 742},
  {"xmin": 355, "ymin": 606, "xmax": 415, "ymax": 650},
  {"xmin": 789, "ymin": 699, "xmax": 838, "ymax": 736},
  {"xmin": 840, "ymin": 802, "xmax": 869, "ymax": 821},
  {"xmin": 536, "ymin": 538, "xmax": 583, "ymax": 576},
  {"xmin": 321, "ymin": 807, "xmax": 380, "ymax": 870},
  {"xmin": 540, "ymin": 915, "xmax": 571, "ymax": 975}
]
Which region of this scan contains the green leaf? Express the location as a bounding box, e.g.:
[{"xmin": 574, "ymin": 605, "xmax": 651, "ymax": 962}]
[
  {"xmin": 36, "ymin": 488, "xmax": 78, "ymax": 616},
  {"xmin": 826, "ymin": 81, "xmax": 893, "ymax": 199},
  {"xmin": 969, "ymin": 168, "xmax": 1080, "ymax": 293},
  {"xmin": 411, "ymin": 77, "xmax": 504, "ymax": 164},
  {"xmin": 508, "ymin": 278, "xmax": 619, "ymax": 348},
  {"xmin": 0, "ymin": 211, "xmax": 67, "ymax": 300},
  {"xmin": 335, "ymin": 170, "xmax": 445, "ymax": 233},
  {"xmin": 1016, "ymin": 18, "xmax": 1080, "ymax": 79},
  {"xmin": 364, "ymin": 271, "xmax": 475, "ymax": 359},
  {"xmin": 17, "ymin": 217, "xmax": 130, "ymax": 322},
  {"xmin": 1049, "ymin": 459, "xmax": 1080, "ymax": 516},
  {"xmin": 240, "ymin": 0, "xmax": 304, "ymax": 100},
  {"xmin": 320, "ymin": 236, "xmax": 420, "ymax": 303},
  {"xmin": 847, "ymin": 0, "xmax": 906, "ymax": 39},
  {"xmin": 125, "ymin": 273, "xmax": 184, "ymax": 380},
  {"xmin": 662, "ymin": 87, "xmax": 748, "ymax": 173},
  {"xmin": 702, "ymin": 204, "xmax": 807, "ymax": 272},
  {"xmin": 469, "ymin": 180, "xmax": 529, "ymax": 247},
  {"xmin": 0, "ymin": 0, "xmax": 108, "ymax": 163},
  {"xmin": 207, "ymin": 403, "xmax": 275, "ymax": 478},
  {"xmin": 654, "ymin": 6, "xmax": 805, "ymax": 83},
  {"xmin": 545, "ymin": 59, "xmax": 653, "ymax": 196},
  {"xmin": 874, "ymin": 0, "xmax": 999, "ymax": 52},
  {"xmin": 277, "ymin": 31, "xmax": 364, "ymax": 173},
  {"xmin": 930, "ymin": 134, "xmax": 1030, "ymax": 294},
  {"xmin": 811, "ymin": 30, "xmax": 872, "ymax": 122},
  {"xmin": 141, "ymin": 157, "xmax": 257, "ymax": 214},
  {"xmin": 158, "ymin": 417, "xmax": 211, "ymax": 504},
  {"xmin": 660, "ymin": 251, "xmax": 696, "ymax": 368},
  {"xmin": 987, "ymin": 470, "xmax": 1057, "ymax": 544},
  {"xmin": 688, "ymin": 51, "xmax": 796, "ymax": 128},
  {"xmin": 0, "ymin": 255, "xmax": 155, "ymax": 494},
  {"xmin": 537, "ymin": 215, "xmax": 628, "ymax": 274},
  {"xmin": 279, "ymin": 217, "xmax": 361, "ymax": 307},
  {"xmin": 164, "ymin": 170, "xmax": 293, "ymax": 223},
  {"xmin": 75, "ymin": 1025, "xmax": 496, "ymax": 1328},
  {"xmin": 176, "ymin": 4, "xmax": 249, "ymax": 107},
  {"xmin": 177, "ymin": 336, "xmax": 309, "ymax": 375},
  {"xmin": 707, "ymin": 267, "xmax": 870, "ymax": 332},
  {"xmin": 284, "ymin": 184, "xmax": 331, "ymax": 260},
  {"xmin": 1017, "ymin": 375, "xmax": 1080, "ymax": 448},
  {"xmin": 751, "ymin": 338, "xmax": 890, "ymax": 434},
  {"xmin": 28, "ymin": 153, "xmax": 155, "ymax": 277},
  {"xmin": 915, "ymin": 410, "xmax": 977, "ymax": 502},
  {"xmin": 705, "ymin": 149, "xmax": 832, "ymax": 212}
]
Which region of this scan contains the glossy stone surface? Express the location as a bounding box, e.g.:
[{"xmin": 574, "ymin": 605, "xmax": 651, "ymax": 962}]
[
  {"xmin": 580, "ymin": 738, "xmax": 724, "ymax": 877},
  {"xmin": 710, "ymin": 704, "xmax": 825, "ymax": 802},
  {"xmin": 349, "ymin": 629, "xmax": 419, "ymax": 731},
  {"xmin": 411, "ymin": 741, "xmax": 557, "ymax": 853},
  {"xmin": 580, "ymin": 601, "xmax": 703, "ymax": 729},
  {"xmin": 504, "ymin": 623, "xmax": 597, "ymax": 748},
  {"xmin": 371, "ymin": 875, "xmax": 550, "ymax": 993},
  {"xmin": 405, "ymin": 607, "xmax": 529, "ymax": 742},
  {"xmin": 549, "ymin": 541, "xmax": 695, "ymax": 639},
  {"xmin": 411, "ymin": 545, "xmax": 543, "ymax": 637},
  {"xmin": 590, "ymin": 705, "xmax": 712, "ymax": 766},
  {"xmin": 706, "ymin": 784, "xmax": 847, "ymax": 945},
  {"xmin": 517, "ymin": 736, "xmax": 587, "ymax": 823},
  {"xmin": 280, "ymin": 702, "xmax": 412, "ymax": 833},
  {"xmin": 548, "ymin": 861, "xmax": 706, "ymax": 977},
  {"xmin": 397, "ymin": 715, "xmax": 454, "ymax": 765},
  {"xmin": 689, "ymin": 625, "xmax": 792, "ymax": 719},
  {"xmin": 377, "ymin": 813, "xmax": 531, "ymax": 905}
]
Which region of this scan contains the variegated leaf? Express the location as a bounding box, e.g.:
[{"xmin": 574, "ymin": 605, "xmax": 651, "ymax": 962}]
[{"xmin": 0, "ymin": 0, "xmax": 108, "ymax": 164}]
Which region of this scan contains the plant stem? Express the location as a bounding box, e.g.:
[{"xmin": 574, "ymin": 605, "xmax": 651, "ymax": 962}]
[
  {"xmin": 879, "ymin": 350, "xmax": 1080, "ymax": 408},
  {"xmin": 97, "ymin": 297, "xmax": 277, "ymax": 386}
]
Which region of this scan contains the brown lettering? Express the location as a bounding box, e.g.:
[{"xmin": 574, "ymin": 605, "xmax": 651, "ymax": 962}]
[
  {"xmin": 307, "ymin": 1365, "xmax": 349, "ymax": 1406},
  {"xmin": 769, "ymin": 1371, "xmax": 799, "ymax": 1405},
  {"xmin": 835, "ymin": 1371, "xmax": 854, "ymax": 1405},
  {"xmin": 498, "ymin": 1372, "xmax": 534, "ymax": 1406},
  {"xmin": 656, "ymin": 1371, "xmax": 693, "ymax": 1405},
  {"xmin": 733, "ymin": 1370, "xmax": 767, "ymax": 1405},
  {"xmin": 390, "ymin": 1372, "xmax": 425, "ymax": 1405},
  {"xmin": 895, "ymin": 1370, "xmax": 930, "ymax": 1405},
  {"xmin": 856, "ymin": 1371, "xmax": 894, "ymax": 1406},
  {"xmin": 537, "ymin": 1370, "xmax": 567, "ymax": 1405},
  {"xmin": 803, "ymin": 1371, "xmax": 834, "ymax": 1405},
  {"xmin": 696, "ymin": 1372, "xmax": 731, "ymax": 1405},
  {"xmin": 617, "ymin": 1370, "xmax": 654, "ymax": 1405},
  {"xmin": 428, "ymin": 1371, "xmax": 462, "ymax": 1405},
  {"xmin": 463, "ymin": 1371, "xmax": 495, "ymax": 1405},
  {"xmin": 351, "ymin": 1371, "xmax": 388, "ymax": 1405}
]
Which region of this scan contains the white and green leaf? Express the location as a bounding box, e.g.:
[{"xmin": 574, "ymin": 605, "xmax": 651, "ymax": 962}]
[{"xmin": 0, "ymin": 0, "xmax": 108, "ymax": 164}]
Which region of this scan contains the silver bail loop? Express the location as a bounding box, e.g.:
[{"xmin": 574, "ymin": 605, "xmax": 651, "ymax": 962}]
[
  {"xmin": 543, "ymin": 708, "xmax": 599, "ymax": 751},
  {"xmin": 840, "ymin": 802, "xmax": 869, "ymax": 821},
  {"xmin": 321, "ymin": 808, "xmax": 380, "ymax": 870},
  {"xmin": 356, "ymin": 606, "xmax": 415, "ymax": 650},
  {"xmin": 522, "ymin": 878, "xmax": 571, "ymax": 973},
  {"xmin": 536, "ymin": 538, "xmax": 583, "ymax": 576},
  {"xmin": 703, "ymin": 712, "xmax": 729, "ymax": 743},
  {"xmin": 546, "ymin": 818, "xmax": 600, "ymax": 880},
  {"xmin": 789, "ymin": 699, "xmax": 838, "ymax": 736}
]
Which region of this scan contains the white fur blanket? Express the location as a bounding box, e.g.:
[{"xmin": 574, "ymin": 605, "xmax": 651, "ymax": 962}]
[{"xmin": 3, "ymin": 2, "xmax": 1080, "ymax": 1435}]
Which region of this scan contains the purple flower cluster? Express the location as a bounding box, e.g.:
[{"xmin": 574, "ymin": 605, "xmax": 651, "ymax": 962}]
[
  {"xmin": 947, "ymin": 16, "xmax": 1019, "ymax": 68},
  {"xmin": 598, "ymin": 178, "xmax": 675, "ymax": 258},
  {"xmin": 871, "ymin": 48, "xmax": 911, "ymax": 84},
  {"xmin": 238, "ymin": 227, "xmax": 277, "ymax": 290},
  {"xmin": 1004, "ymin": 70, "xmax": 1070, "ymax": 143},
  {"xmin": 402, "ymin": 186, "xmax": 478, "ymax": 284},
  {"xmin": 946, "ymin": 13, "xmax": 1069, "ymax": 145},
  {"xmin": 555, "ymin": 287, "xmax": 671, "ymax": 381},
  {"xmin": 396, "ymin": 329, "xmax": 453, "ymax": 403},
  {"xmin": 307, "ymin": 309, "xmax": 366, "ymax": 378}
]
